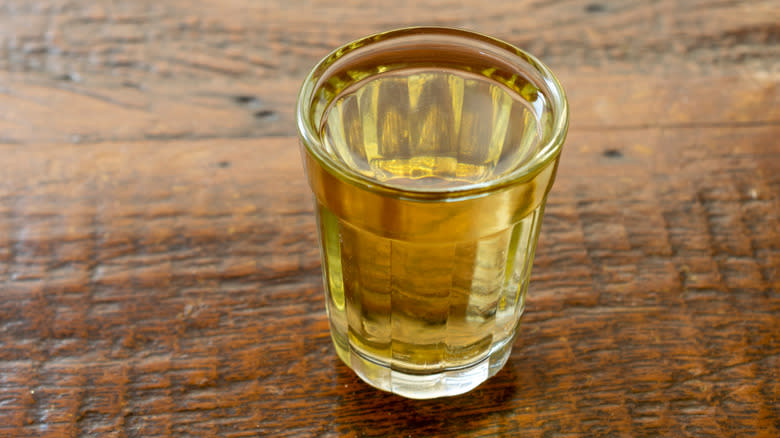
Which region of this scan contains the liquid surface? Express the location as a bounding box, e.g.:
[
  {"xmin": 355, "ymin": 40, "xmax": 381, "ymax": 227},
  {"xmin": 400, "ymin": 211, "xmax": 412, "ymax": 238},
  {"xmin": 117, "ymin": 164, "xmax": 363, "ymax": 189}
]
[{"xmin": 321, "ymin": 68, "xmax": 542, "ymax": 191}]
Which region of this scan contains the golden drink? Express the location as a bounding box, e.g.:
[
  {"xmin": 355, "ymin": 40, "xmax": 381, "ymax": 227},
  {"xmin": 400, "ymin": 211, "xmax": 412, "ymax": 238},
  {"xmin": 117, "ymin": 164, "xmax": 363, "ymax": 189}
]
[{"xmin": 297, "ymin": 28, "xmax": 568, "ymax": 398}]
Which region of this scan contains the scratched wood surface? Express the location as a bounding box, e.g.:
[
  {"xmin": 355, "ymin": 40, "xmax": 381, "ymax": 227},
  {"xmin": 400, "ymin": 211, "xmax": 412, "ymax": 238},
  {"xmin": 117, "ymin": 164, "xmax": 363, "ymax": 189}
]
[{"xmin": 0, "ymin": 0, "xmax": 778, "ymax": 436}]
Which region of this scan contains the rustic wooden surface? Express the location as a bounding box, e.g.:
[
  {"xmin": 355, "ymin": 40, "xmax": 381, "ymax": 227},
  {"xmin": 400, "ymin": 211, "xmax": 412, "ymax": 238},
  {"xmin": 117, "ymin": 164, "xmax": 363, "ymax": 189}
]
[{"xmin": 0, "ymin": 0, "xmax": 778, "ymax": 436}]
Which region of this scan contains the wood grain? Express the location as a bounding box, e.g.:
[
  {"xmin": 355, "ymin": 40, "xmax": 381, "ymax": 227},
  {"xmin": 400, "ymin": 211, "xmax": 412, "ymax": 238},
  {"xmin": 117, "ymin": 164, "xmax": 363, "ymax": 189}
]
[{"xmin": 0, "ymin": 0, "xmax": 778, "ymax": 437}]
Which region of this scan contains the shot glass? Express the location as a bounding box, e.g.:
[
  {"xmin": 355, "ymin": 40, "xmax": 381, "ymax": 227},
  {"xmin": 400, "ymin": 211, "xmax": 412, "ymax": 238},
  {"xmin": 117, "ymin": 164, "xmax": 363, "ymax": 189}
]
[{"xmin": 296, "ymin": 27, "xmax": 568, "ymax": 399}]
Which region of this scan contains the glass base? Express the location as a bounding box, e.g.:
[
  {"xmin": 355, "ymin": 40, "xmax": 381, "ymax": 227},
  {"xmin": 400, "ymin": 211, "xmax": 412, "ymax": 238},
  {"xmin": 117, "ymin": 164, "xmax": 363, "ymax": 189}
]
[{"xmin": 334, "ymin": 336, "xmax": 515, "ymax": 399}]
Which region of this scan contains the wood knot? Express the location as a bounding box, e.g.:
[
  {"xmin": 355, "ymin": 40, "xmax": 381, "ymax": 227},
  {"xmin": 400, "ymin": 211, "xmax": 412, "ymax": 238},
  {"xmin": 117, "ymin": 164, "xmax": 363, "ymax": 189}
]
[
  {"xmin": 56, "ymin": 72, "xmax": 81, "ymax": 82},
  {"xmin": 254, "ymin": 109, "xmax": 276, "ymax": 119},
  {"xmin": 234, "ymin": 95, "xmax": 259, "ymax": 106},
  {"xmin": 585, "ymin": 3, "xmax": 606, "ymax": 13}
]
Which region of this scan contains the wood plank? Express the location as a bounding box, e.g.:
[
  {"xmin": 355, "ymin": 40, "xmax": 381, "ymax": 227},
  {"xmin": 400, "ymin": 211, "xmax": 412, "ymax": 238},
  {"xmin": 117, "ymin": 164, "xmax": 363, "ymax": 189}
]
[
  {"xmin": 0, "ymin": 123, "xmax": 777, "ymax": 436},
  {"xmin": 0, "ymin": 71, "xmax": 777, "ymax": 144},
  {"xmin": 0, "ymin": 0, "xmax": 777, "ymax": 78},
  {"xmin": 0, "ymin": 0, "xmax": 777, "ymax": 144}
]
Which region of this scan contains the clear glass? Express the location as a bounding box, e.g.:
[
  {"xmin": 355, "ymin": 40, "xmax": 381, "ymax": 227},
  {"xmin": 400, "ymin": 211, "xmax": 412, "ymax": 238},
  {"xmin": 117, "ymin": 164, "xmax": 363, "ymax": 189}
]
[{"xmin": 296, "ymin": 27, "xmax": 568, "ymax": 399}]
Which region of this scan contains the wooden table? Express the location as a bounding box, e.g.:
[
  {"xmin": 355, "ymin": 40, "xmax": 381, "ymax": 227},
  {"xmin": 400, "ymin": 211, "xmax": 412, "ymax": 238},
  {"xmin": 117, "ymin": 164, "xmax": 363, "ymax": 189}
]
[{"xmin": 1, "ymin": 1, "xmax": 777, "ymax": 436}]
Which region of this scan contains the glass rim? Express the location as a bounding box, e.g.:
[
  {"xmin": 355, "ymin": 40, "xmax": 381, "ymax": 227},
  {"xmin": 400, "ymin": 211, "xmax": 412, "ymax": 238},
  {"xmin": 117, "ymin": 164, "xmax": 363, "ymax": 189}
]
[{"xmin": 296, "ymin": 26, "xmax": 569, "ymax": 201}]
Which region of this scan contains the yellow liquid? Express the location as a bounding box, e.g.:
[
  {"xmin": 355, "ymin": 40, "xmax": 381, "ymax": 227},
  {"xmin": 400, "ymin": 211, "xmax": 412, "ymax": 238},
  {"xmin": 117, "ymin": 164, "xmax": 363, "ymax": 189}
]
[
  {"xmin": 305, "ymin": 67, "xmax": 559, "ymax": 394},
  {"xmin": 321, "ymin": 68, "xmax": 543, "ymax": 190}
]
